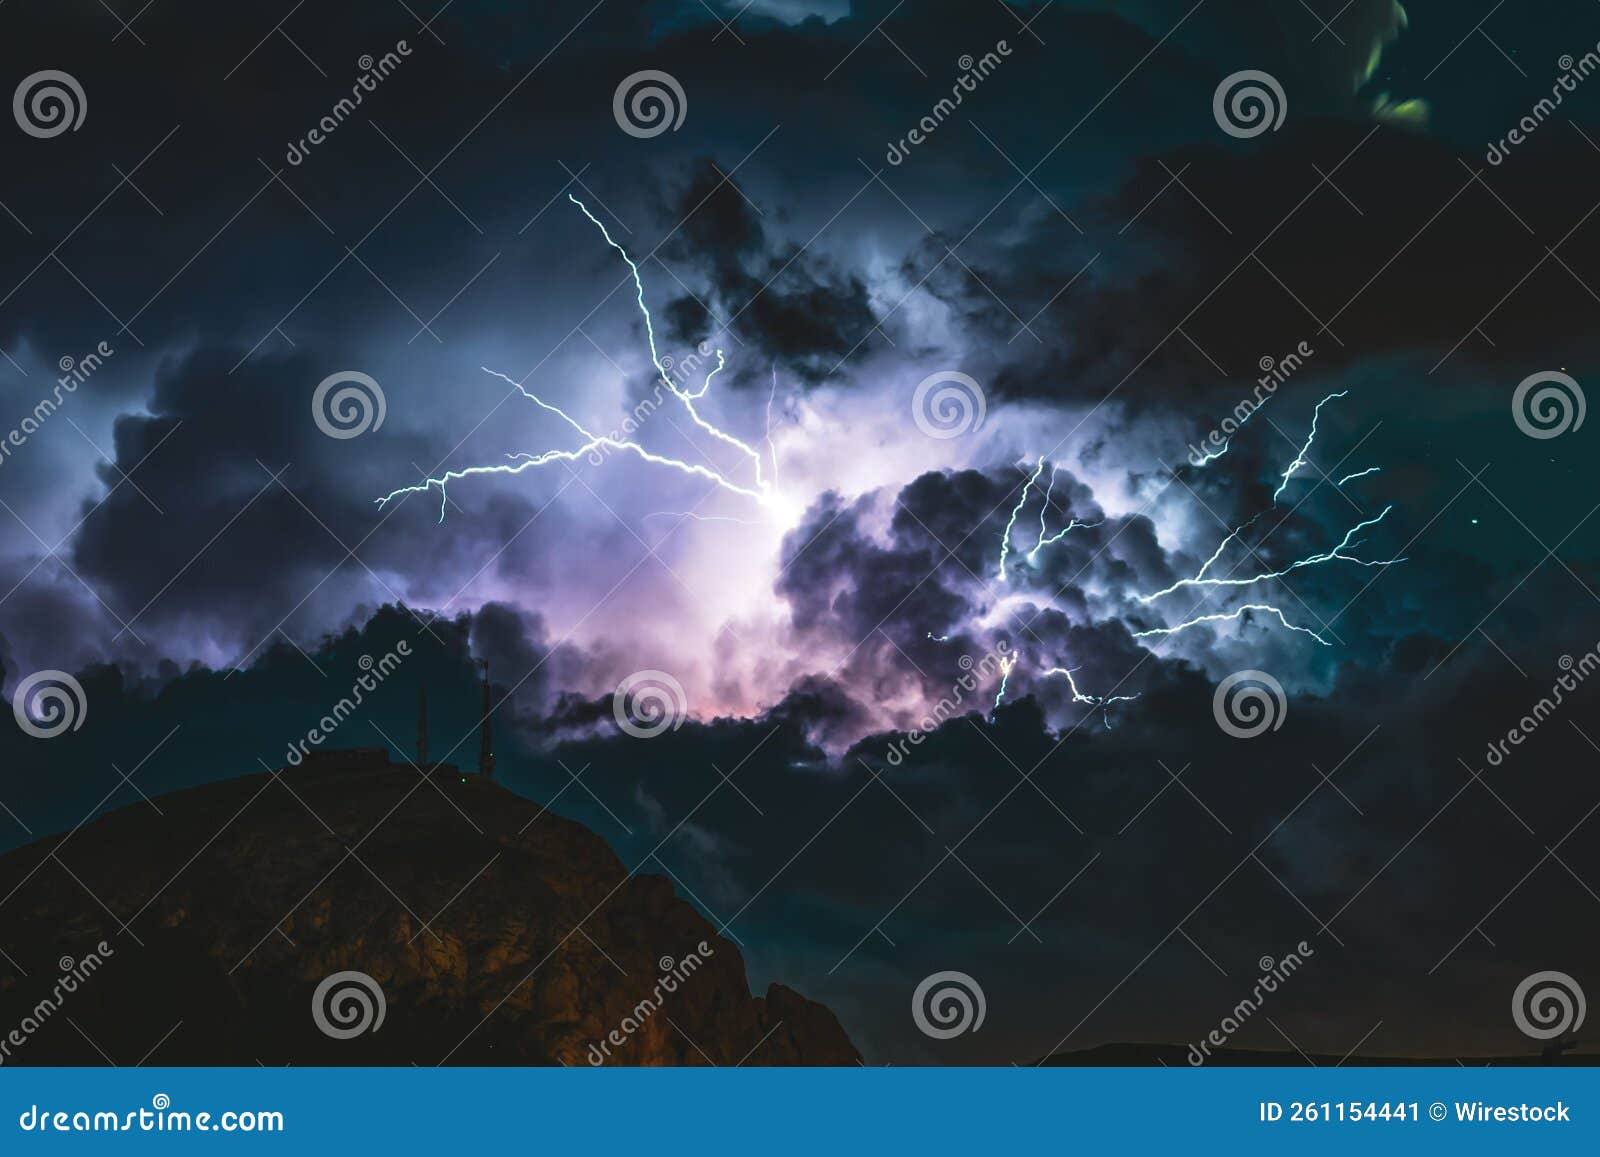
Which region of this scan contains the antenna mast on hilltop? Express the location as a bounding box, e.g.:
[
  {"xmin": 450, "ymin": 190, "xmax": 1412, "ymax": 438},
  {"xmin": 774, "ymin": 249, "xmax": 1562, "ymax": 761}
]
[
  {"xmin": 477, "ymin": 660, "xmax": 494, "ymax": 779},
  {"xmin": 418, "ymin": 684, "xmax": 429, "ymax": 768}
]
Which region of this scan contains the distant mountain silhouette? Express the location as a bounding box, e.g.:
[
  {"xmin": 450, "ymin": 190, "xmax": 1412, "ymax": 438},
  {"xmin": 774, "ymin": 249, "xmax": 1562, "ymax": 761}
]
[
  {"xmin": 1040, "ymin": 1042, "xmax": 1599, "ymax": 1067},
  {"xmin": 0, "ymin": 761, "xmax": 859, "ymax": 1065}
]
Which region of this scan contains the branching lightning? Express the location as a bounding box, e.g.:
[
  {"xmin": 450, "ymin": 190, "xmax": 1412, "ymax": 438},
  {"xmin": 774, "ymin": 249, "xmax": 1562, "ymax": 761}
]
[
  {"xmin": 1039, "ymin": 665, "xmax": 1141, "ymax": 727},
  {"xmin": 1126, "ymin": 386, "xmax": 1405, "ymax": 647},
  {"xmin": 1272, "ymin": 390, "xmax": 1347, "ymax": 502},
  {"xmin": 1136, "ymin": 505, "xmax": 1406, "ymax": 604},
  {"xmin": 1132, "ymin": 604, "xmax": 1332, "ymax": 646},
  {"xmin": 997, "ymin": 457, "xmax": 1045, "ymax": 582},
  {"xmin": 1026, "ymin": 465, "xmax": 1104, "ymax": 564},
  {"xmin": 997, "ymin": 459, "xmax": 1104, "ymax": 579},
  {"xmin": 993, "ymin": 652, "xmax": 1018, "ymax": 709},
  {"xmin": 1192, "ymin": 391, "xmax": 1274, "ymax": 468},
  {"xmin": 376, "ymin": 195, "xmax": 777, "ymax": 521}
]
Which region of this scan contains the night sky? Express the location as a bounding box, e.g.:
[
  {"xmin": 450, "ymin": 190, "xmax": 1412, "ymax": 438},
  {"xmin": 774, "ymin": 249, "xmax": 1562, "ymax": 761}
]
[{"xmin": 1, "ymin": 0, "xmax": 1597, "ymax": 1063}]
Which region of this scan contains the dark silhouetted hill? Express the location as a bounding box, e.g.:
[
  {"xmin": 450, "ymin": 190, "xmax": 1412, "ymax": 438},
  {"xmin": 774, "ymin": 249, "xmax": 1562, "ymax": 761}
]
[{"xmin": 0, "ymin": 763, "xmax": 859, "ymax": 1065}]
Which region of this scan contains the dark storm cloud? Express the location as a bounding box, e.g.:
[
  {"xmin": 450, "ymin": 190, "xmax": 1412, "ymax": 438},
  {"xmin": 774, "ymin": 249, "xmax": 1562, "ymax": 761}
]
[
  {"xmin": 906, "ymin": 118, "xmax": 1600, "ymax": 423},
  {"xmin": 511, "ymin": 563, "xmax": 1599, "ymax": 1062},
  {"xmin": 0, "ymin": 599, "xmax": 591, "ymax": 850},
  {"xmin": 657, "ymin": 160, "xmax": 880, "ymax": 385},
  {"xmin": 55, "ymin": 343, "xmax": 602, "ymax": 662},
  {"xmin": 770, "ymin": 463, "xmax": 1189, "ymax": 737}
]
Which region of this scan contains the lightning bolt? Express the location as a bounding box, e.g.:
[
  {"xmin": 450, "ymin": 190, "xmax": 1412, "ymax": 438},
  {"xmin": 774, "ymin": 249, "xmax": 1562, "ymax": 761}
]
[
  {"xmin": 998, "ymin": 460, "xmax": 1049, "ymax": 582},
  {"xmin": 766, "ymin": 365, "xmax": 782, "ymax": 489},
  {"xmin": 1192, "ymin": 391, "xmax": 1275, "ymax": 468},
  {"xmin": 1039, "ymin": 665, "xmax": 1141, "ymax": 727},
  {"xmin": 377, "ymin": 195, "xmax": 776, "ymax": 521},
  {"xmin": 993, "ymin": 652, "xmax": 1018, "ymax": 708},
  {"xmin": 1132, "ymin": 604, "xmax": 1332, "ymax": 645},
  {"xmin": 1272, "ymin": 390, "xmax": 1347, "ymax": 502},
  {"xmin": 1028, "ymin": 515, "xmax": 1104, "ymax": 564},
  {"xmin": 1337, "ymin": 465, "xmax": 1381, "ymax": 487},
  {"xmin": 643, "ymin": 510, "xmax": 766, "ymax": 526},
  {"xmin": 997, "ymin": 459, "xmax": 1103, "ymax": 577},
  {"xmin": 1136, "ymin": 505, "xmax": 1406, "ymax": 604},
  {"xmin": 1025, "ymin": 464, "xmax": 1104, "ymax": 564}
]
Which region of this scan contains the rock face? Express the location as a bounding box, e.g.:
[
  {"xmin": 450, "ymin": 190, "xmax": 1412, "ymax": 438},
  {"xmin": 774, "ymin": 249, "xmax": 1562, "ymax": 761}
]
[{"xmin": 0, "ymin": 766, "xmax": 860, "ymax": 1066}]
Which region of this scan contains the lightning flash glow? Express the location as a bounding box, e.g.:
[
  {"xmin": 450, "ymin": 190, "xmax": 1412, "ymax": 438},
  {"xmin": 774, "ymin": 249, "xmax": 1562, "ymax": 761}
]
[{"xmin": 375, "ymin": 199, "xmax": 1401, "ymax": 742}]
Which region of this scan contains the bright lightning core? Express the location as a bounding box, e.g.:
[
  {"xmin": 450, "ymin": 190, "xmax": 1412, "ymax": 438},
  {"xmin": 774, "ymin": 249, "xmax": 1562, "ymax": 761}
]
[{"xmin": 376, "ymin": 195, "xmax": 782, "ymax": 522}]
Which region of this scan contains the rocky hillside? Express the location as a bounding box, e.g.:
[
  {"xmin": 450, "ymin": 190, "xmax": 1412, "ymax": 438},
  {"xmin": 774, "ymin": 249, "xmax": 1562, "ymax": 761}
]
[{"xmin": 0, "ymin": 765, "xmax": 859, "ymax": 1065}]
